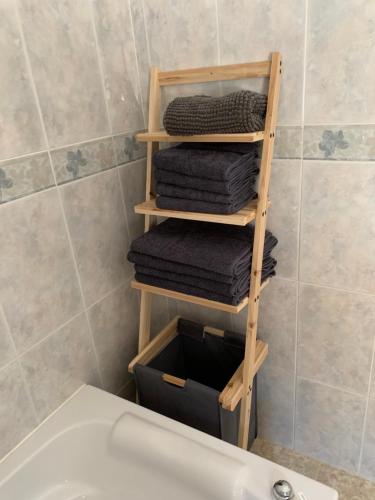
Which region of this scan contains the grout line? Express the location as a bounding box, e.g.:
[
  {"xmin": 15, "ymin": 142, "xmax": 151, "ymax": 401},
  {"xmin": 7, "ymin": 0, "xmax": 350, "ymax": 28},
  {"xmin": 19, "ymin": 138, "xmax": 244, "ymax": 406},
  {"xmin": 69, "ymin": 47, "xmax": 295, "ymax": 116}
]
[
  {"xmin": 116, "ymin": 166, "xmax": 133, "ymax": 245},
  {"xmin": 214, "ymin": 0, "xmax": 221, "ymax": 65},
  {"xmin": 48, "ymin": 133, "xmax": 114, "ymax": 153},
  {"xmin": 128, "ymin": 0, "xmax": 147, "ymax": 129},
  {"xmin": 51, "ymin": 187, "xmax": 105, "ymax": 389},
  {"xmin": 298, "ymin": 280, "xmax": 375, "ymax": 299},
  {"xmin": 85, "ymin": 276, "xmax": 132, "ymax": 312},
  {"xmin": 0, "ymin": 155, "xmax": 147, "ymax": 208},
  {"xmin": 88, "ymin": 0, "xmax": 113, "ymax": 136},
  {"xmin": 0, "ymin": 304, "xmax": 39, "ymax": 423},
  {"xmin": 13, "ymin": 0, "xmax": 56, "ymax": 189},
  {"xmin": 214, "ymin": 0, "xmax": 223, "ymax": 97},
  {"xmin": 292, "ymin": 0, "xmax": 309, "ymax": 449},
  {"xmin": 297, "ymin": 375, "xmax": 368, "ymax": 399},
  {"xmin": 140, "ymin": 0, "xmax": 152, "ymax": 70},
  {"xmin": 304, "ymin": 122, "xmax": 375, "ymax": 127},
  {"xmin": 357, "ymin": 333, "xmax": 375, "ymax": 474}
]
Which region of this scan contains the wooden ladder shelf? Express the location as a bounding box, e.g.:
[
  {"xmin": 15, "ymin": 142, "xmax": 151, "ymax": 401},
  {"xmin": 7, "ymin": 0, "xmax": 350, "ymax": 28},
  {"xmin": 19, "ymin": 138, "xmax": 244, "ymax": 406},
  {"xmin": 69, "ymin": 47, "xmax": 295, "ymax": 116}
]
[{"xmin": 129, "ymin": 53, "xmax": 282, "ymax": 449}]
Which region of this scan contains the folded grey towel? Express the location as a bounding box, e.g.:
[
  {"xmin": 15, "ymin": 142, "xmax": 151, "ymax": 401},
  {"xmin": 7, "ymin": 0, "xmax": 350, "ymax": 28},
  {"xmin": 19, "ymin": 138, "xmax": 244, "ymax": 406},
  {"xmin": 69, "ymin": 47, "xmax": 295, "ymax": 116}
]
[
  {"xmin": 128, "ymin": 251, "xmax": 249, "ymax": 283},
  {"xmin": 129, "ymin": 219, "xmax": 277, "ymax": 277},
  {"xmin": 155, "ymin": 192, "xmax": 255, "ymax": 214},
  {"xmin": 153, "ymin": 147, "xmax": 259, "ymax": 181},
  {"xmin": 163, "ymin": 91, "xmax": 267, "ymax": 135},
  {"xmin": 175, "ymin": 142, "xmax": 261, "ymax": 155},
  {"xmin": 155, "ymin": 168, "xmax": 255, "ymax": 195},
  {"xmin": 156, "ymin": 180, "xmax": 256, "ymax": 204},
  {"xmin": 135, "ymin": 264, "xmax": 276, "ymax": 305},
  {"xmin": 134, "ymin": 256, "xmax": 276, "ymax": 297}
]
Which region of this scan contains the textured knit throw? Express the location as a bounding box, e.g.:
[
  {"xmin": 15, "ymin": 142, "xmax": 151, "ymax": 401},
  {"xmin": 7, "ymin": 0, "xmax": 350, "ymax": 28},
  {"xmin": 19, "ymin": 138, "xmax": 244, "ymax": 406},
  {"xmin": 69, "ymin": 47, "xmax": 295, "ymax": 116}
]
[{"xmin": 163, "ymin": 90, "xmax": 267, "ymax": 135}]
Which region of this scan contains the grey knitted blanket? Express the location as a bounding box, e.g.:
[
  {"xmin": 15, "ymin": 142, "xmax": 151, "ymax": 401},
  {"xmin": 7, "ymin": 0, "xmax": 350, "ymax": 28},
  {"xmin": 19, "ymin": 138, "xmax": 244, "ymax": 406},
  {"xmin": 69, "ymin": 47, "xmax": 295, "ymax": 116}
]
[{"xmin": 163, "ymin": 90, "xmax": 267, "ymax": 135}]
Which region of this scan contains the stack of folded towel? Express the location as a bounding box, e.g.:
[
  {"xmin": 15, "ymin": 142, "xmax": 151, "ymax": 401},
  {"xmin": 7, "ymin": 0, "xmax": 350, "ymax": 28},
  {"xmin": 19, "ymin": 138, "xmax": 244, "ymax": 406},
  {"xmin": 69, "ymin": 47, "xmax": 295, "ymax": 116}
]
[
  {"xmin": 154, "ymin": 142, "xmax": 260, "ymax": 214},
  {"xmin": 127, "ymin": 218, "xmax": 277, "ymax": 305}
]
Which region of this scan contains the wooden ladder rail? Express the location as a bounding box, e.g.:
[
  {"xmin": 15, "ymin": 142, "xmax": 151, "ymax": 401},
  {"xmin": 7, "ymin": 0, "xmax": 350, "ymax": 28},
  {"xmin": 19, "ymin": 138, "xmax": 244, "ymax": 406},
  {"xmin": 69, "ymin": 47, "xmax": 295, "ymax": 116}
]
[
  {"xmin": 135, "ymin": 54, "xmax": 282, "ymax": 449},
  {"xmin": 138, "ymin": 67, "xmax": 160, "ymax": 352},
  {"xmin": 238, "ymin": 52, "xmax": 282, "ymax": 448}
]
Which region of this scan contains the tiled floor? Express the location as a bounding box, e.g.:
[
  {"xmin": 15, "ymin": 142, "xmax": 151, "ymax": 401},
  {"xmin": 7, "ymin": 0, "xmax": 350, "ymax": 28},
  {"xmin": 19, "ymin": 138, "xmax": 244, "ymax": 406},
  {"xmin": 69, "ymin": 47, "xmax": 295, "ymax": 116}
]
[{"xmin": 251, "ymin": 438, "xmax": 375, "ymax": 500}]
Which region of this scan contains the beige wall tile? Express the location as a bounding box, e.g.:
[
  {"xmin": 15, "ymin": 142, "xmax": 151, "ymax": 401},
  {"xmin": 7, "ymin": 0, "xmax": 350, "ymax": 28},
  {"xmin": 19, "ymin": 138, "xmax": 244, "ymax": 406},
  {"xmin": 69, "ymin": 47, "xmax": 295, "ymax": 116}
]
[
  {"xmin": 0, "ymin": 190, "xmax": 83, "ymax": 352},
  {"xmin": 92, "ymin": 0, "xmax": 144, "ymax": 134},
  {"xmin": 217, "ymin": 0, "xmax": 305, "ymax": 125},
  {"xmin": 119, "ymin": 158, "xmax": 147, "ymax": 241},
  {"xmin": 257, "ymin": 361, "xmax": 295, "ymax": 448},
  {"xmin": 305, "ymin": 0, "xmax": 375, "ymax": 123},
  {"xmin": 258, "ymin": 278, "xmax": 297, "ymax": 374},
  {"xmin": 142, "ymin": 0, "xmax": 218, "ymax": 70},
  {"xmin": 88, "ymin": 282, "xmax": 139, "ymax": 393},
  {"xmin": 295, "ymin": 378, "xmax": 366, "ymax": 472},
  {"xmin": 360, "ymin": 397, "xmax": 375, "ymax": 482},
  {"xmin": 21, "ymin": 313, "xmax": 100, "ymax": 420},
  {"xmin": 298, "ymin": 284, "xmax": 375, "ymax": 394},
  {"xmin": 0, "ymin": 362, "xmax": 37, "ymax": 458},
  {"xmin": 300, "ymin": 161, "xmax": 375, "ymax": 294},
  {"xmin": 0, "ymin": 0, "xmax": 45, "ymax": 160},
  {"xmin": 19, "ymin": 0, "xmax": 109, "ymax": 147},
  {"xmin": 61, "ymin": 169, "xmax": 132, "ymax": 307},
  {"xmin": 0, "ymin": 305, "xmax": 16, "ymax": 370},
  {"xmin": 268, "ymin": 160, "xmax": 301, "ymax": 280}
]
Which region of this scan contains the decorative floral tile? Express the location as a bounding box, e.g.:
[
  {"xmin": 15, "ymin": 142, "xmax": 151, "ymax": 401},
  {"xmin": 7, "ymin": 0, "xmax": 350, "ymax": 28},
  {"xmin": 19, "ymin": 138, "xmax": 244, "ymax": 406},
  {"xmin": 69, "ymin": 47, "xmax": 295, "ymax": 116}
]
[
  {"xmin": 50, "ymin": 137, "xmax": 116, "ymax": 185},
  {"xmin": 0, "ymin": 153, "xmax": 54, "ymax": 204},
  {"xmin": 304, "ymin": 125, "xmax": 375, "ymax": 161},
  {"xmin": 113, "ymin": 132, "xmax": 146, "ymax": 165}
]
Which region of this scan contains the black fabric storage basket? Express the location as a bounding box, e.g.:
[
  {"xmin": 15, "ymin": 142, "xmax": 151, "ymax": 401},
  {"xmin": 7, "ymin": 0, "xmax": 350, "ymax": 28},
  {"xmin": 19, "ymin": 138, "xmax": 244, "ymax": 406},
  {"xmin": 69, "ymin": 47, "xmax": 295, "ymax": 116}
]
[{"xmin": 133, "ymin": 318, "xmax": 257, "ymax": 448}]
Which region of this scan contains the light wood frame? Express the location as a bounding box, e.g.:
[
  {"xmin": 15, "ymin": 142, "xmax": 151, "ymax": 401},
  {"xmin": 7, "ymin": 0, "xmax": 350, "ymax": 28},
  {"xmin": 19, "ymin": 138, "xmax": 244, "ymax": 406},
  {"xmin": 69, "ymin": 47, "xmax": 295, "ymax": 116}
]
[{"xmin": 132, "ymin": 53, "xmax": 282, "ymax": 449}]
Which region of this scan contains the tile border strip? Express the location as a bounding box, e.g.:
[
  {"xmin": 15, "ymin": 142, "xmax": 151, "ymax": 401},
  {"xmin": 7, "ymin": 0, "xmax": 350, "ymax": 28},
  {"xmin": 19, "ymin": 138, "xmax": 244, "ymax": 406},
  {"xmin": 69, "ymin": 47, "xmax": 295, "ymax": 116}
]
[{"xmin": 1, "ymin": 125, "xmax": 375, "ymax": 205}]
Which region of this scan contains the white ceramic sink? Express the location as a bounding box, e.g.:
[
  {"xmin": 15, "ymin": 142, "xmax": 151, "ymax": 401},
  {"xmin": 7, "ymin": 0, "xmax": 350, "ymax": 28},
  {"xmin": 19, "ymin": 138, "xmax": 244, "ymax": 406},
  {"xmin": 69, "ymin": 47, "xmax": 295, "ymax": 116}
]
[{"xmin": 0, "ymin": 385, "xmax": 338, "ymax": 500}]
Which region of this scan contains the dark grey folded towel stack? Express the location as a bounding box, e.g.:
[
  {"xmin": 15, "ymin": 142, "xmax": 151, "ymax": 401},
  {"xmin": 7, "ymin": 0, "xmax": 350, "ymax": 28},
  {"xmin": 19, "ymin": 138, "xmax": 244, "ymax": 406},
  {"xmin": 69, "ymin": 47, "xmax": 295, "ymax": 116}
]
[
  {"xmin": 127, "ymin": 218, "xmax": 277, "ymax": 305},
  {"xmin": 154, "ymin": 142, "xmax": 260, "ymax": 214},
  {"xmin": 163, "ymin": 91, "xmax": 267, "ymax": 135}
]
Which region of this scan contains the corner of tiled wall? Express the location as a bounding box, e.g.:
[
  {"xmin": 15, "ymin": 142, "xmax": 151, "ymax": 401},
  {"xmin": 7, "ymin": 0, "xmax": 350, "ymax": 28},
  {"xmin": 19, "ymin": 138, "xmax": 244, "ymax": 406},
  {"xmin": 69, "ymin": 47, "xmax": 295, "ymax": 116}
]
[{"xmin": 0, "ymin": 0, "xmax": 172, "ymax": 460}]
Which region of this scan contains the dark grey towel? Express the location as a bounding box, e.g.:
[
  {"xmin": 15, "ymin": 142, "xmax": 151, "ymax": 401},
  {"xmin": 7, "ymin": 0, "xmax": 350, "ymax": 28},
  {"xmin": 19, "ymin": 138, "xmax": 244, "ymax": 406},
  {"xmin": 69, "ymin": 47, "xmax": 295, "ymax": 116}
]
[
  {"xmin": 134, "ymin": 256, "xmax": 276, "ymax": 297},
  {"xmin": 153, "ymin": 147, "xmax": 259, "ymax": 181},
  {"xmin": 135, "ymin": 264, "xmax": 276, "ymax": 305},
  {"xmin": 128, "ymin": 251, "xmax": 248, "ymax": 283},
  {"xmin": 175, "ymin": 142, "xmax": 261, "ymax": 155},
  {"xmin": 155, "ymin": 192, "xmax": 255, "ymax": 214},
  {"xmin": 129, "ymin": 219, "xmax": 277, "ymax": 277},
  {"xmin": 163, "ymin": 91, "xmax": 267, "ymax": 135},
  {"xmin": 155, "ymin": 169, "xmax": 255, "ymax": 195},
  {"xmin": 156, "ymin": 179, "xmax": 256, "ymax": 204}
]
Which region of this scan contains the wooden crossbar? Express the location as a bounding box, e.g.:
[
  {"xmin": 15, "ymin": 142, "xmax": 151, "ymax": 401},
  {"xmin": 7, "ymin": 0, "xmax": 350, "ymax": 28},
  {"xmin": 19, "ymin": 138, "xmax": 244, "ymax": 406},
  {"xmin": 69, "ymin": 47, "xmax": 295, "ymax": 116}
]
[{"xmin": 158, "ymin": 61, "xmax": 271, "ymax": 86}]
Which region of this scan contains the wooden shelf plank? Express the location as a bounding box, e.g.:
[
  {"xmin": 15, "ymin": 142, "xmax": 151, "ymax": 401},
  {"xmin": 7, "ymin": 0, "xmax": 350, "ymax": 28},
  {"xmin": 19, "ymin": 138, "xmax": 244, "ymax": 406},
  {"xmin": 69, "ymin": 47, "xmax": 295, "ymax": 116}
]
[
  {"xmin": 136, "ymin": 130, "xmax": 264, "ymax": 143},
  {"xmin": 158, "ymin": 61, "xmax": 271, "ymax": 86},
  {"xmin": 131, "ymin": 278, "xmax": 270, "ymax": 314},
  {"xmin": 134, "ymin": 198, "xmax": 260, "ymax": 226}
]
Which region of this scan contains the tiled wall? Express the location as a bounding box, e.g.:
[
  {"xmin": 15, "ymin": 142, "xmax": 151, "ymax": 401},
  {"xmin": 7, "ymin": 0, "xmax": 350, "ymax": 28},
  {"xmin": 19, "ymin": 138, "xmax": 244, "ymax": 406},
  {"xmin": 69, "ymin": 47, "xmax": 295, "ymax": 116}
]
[
  {"xmin": 0, "ymin": 0, "xmax": 172, "ymax": 460},
  {"xmin": 1, "ymin": 0, "xmax": 374, "ymax": 483},
  {"xmin": 132, "ymin": 0, "xmax": 374, "ymax": 481}
]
